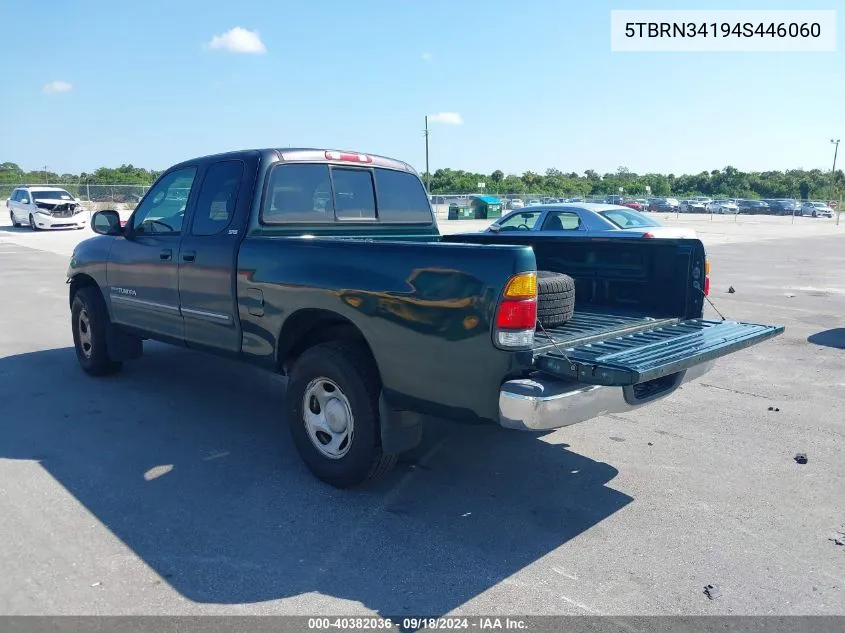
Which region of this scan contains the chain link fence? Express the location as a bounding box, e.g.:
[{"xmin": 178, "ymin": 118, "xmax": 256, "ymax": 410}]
[{"xmin": 1, "ymin": 183, "xmax": 151, "ymax": 208}]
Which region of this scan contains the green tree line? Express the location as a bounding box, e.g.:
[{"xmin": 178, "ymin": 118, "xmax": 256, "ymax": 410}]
[
  {"xmin": 0, "ymin": 162, "xmax": 161, "ymax": 186},
  {"xmin": 2, "ymin": 160, "xmax": 841, "ymax": 200},
  {"xmin": 426, "ymin": 165, "xmax": 843, "ymax": 200}
]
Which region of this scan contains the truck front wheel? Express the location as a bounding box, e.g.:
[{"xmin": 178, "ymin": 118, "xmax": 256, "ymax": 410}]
[
  {"xmin": 71, "ymin": 287, "xmax": 123, "ymax": 376},
  {"xmin": 286, "ymin": 342, "xmax": 397, "ymax": 488}
]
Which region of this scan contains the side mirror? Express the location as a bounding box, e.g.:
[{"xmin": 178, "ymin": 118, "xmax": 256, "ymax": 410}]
[
  {"xmin": 91, "ymin": 210, "xmax": 123, "ymax": 235},
  {"xmin": 21, "ymin": 198, "xmax": 29, "ymax": 205},
  {"xmin": 488, "ymin": 224, "xmax": 501, "ymax": 232}
]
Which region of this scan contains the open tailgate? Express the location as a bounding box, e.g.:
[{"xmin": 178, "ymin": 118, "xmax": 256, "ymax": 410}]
[{"xmin": 534, "ymin": 319, "xmax": 784, "ymax": 387}]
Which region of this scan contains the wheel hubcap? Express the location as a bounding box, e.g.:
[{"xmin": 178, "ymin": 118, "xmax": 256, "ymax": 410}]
[
  {"xmin": 78, "ymin": 309, "xmax": 93, "ymax": 358},
  {"xmin": 302, "ymin": 378, "xmax": 354, "ymax": 459}
]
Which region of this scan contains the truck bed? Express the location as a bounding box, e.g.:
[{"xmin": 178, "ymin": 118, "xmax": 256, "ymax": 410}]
[{"xmin": 532, "ymin": 309, "xmax": 679, "ymax": 354}]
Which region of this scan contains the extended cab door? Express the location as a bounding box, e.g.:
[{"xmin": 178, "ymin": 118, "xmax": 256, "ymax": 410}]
[
  {"xmin": 177, "ymin": 155, "xmax": 259, "ymax": 353},
  {"xmin": 107, "ymin": 167, "xmax": 198, "ymax": 341}
]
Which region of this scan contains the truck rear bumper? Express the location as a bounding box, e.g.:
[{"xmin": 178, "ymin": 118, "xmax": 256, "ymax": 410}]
[{"xmin": 498, "ymin": 361, "xmax": 714, "ymax": 431}]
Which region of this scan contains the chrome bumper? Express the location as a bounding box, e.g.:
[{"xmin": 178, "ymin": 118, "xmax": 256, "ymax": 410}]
[{"xmin": 498, "ymin": 361, "xmax": 714, "ymax": 431}]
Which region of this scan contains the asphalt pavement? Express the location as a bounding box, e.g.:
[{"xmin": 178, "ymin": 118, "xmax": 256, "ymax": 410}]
[{"xmin": 0, "ymin": 221, "xmax": 843, "ymax": 616}]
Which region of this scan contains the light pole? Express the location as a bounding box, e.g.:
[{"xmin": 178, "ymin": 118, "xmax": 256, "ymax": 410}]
[
  {"xmin": 423, "ymin": 116, "xmax": 430, "ymax": 193},
  {"xmin": 832, "ymin": 139, "xmax": 841, "ymax": 192}
]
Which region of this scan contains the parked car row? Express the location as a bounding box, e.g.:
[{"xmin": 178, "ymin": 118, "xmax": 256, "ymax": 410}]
[
  {"xmin": 434, "ymin": 194, "xmax": 836, "ymax": 218},
  {"xmin": 647, "ymin": 196, "xmax": 835, "ymax": 217}
]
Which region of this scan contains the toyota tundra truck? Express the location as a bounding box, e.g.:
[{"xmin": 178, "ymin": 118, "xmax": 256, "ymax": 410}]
[{"xmin": 66, "ymin": 148, "xmax": 784, "ymax": 488}]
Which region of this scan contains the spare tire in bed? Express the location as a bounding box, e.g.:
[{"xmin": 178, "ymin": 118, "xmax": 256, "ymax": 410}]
[{"xmin": 536, "ymin": 270, "xmax": 575, "ymax": 328}]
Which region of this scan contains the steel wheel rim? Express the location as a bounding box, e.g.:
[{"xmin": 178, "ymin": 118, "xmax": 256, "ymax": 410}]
[
  {"xmin": 302, "ymin": 377, "xmax": 354, "ymax": 459},
  {"xmin": 78, "ymin": 309, "xmax": 93, "ymax": 359}
]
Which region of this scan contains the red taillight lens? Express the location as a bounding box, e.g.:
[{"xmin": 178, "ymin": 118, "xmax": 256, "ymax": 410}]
[
  {"xmin": 703, "ymin": 276, "xmax": 710, "ymax": 296},
  {"xmin": 642, "ymin": 232, "xmax": 655, "ymax": 238},
  {"xmin": 496, "ymin": 299, "xmax": 537, "ymax": 329}
]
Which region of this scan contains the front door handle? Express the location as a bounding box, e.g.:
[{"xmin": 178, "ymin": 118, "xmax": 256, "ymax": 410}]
[
  {"xmin": 160, "ymin": 249, "xmax": 172, "ymax": 260},
  {"xmin": 182, "ymin": 251, "xmax": 196, "ymax": 262}
]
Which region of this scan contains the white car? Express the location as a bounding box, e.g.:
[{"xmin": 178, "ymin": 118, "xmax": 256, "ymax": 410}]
[
  {"xmin": 509, "ymin": 199, "xmax": 525, "ymax": 210},
  {"xmin": 7, "ymin": 186, "xmax": 89, "ymax": 230},
  {"xmin": 707, "ymin": 199, "xmax": 739, "ymax": 214},
  {"xmin": 801, "ymin": 201, "xmax": 834, "ymax": 218}
]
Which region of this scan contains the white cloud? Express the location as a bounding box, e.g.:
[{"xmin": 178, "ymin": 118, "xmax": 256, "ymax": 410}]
[
  {"xmin": 422, "ymin": 52, "xmax": 433, "ymax": 61},
  {"xmin": 206, "ymin": 27, "xmax": 266, "ymax": 54},
  {"xmin": 428, "ymin": 112, "xmax": 463, "ymax": 125},
  {"xmin": 43, "ymin": 81, "xmax": 72, "ymax": 94}
]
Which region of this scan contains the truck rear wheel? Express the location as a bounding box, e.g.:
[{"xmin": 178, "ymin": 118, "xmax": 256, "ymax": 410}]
[
  {"xmin": 286, "ymin": 342, "xmax": 397, "ymax": 488},
  {"xmin": 71, "ymin": 287, "xmax": 123, "ymax": 376},
  {"xmin": 536, "ymin": 270, "xmax": 575, "ymax": 328}
]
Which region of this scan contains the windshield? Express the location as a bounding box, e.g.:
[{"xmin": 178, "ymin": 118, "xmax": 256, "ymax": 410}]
[
  {"xmin": 31, "ymin": 190, "xmax": 73, "ymax": 201},
  {"xmin": 599, "ymin": 209, "xmax": 661, "ymax": 229},
  {"xmin": 495, "ymin": 210, "xmax": 543, "ymax": 231}
]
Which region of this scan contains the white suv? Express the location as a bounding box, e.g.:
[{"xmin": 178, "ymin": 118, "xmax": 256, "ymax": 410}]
[{"xmin": 7, "ymin": 186, "xmax": 89, "ymax": 230}]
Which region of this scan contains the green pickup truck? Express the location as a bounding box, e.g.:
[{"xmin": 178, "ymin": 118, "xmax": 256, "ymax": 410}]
[{"xmin": 66, "ymin": 148, "xmax": 784, "ymax": 488}]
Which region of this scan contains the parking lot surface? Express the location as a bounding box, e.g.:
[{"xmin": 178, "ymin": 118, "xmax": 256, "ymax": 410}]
[{"xmin": 0, "ymin": 216, "xmax": 843, "ymax": 616}]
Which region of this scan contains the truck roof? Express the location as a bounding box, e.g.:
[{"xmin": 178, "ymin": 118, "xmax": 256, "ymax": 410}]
[{"xmin": 168, "ymin": 148, "xmax": 419, "ymax": 176}]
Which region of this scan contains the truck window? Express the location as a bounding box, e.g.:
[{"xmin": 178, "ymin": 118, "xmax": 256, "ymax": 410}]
[
  {"xmin": 261, "ymin": 163, "xmax": 433, "ymax": 224},
  {"xmin": 372, "ymin": 168, "xmax": 432, "ymax": 223},
  {"xmin": 263, "ymin": 164, "xmax": 334, "ymax": 223},
  {"xmin": 133, "ymin": 167, "xmax": 197, "ymax": 235},
  {"xmin": 191, "ymin": 160, "xmax": 244, "ymax": 236},
  {"xmin": 331, "ymin": 168, "xmax": 376, "ymax": 220}
]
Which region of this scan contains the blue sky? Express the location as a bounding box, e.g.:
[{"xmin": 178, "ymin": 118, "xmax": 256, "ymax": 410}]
[{"xmin": 2, "ymin": 0, "xmax": 842, "ymax": 177}]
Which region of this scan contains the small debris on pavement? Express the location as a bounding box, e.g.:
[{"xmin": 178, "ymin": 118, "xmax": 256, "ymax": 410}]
[
  {"xmin": 728, "ymin": 286, "xmax": 736, "ymax": 294},
  {"xmin": 90, "ymin": 581, "xmax": 101, "ymax": 587},
  {"xmin": 648, "ymin": 442, "xmax": 654, "ymax": 446},
  {"xmin": 786, "ymin": 293, "xmax": 796, "ymax": 298},
  {"xmin": 768, "ymin": 406, "xmax": 780, "ymax": 412},
  {"xmin": 829, "ymin": 526, "xmax": 845, "ymax": 547},
  {"xmin": 704, "ymin": 584, "xmax": 722, "ymax": 600},
  {"xmin": 794, "ymin": 453, "xmax": 808, "ymax": 465}
]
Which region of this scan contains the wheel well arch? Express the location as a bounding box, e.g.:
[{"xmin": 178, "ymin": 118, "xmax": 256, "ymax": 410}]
[
  {"xmin": 276, "ymin": 309, "xmax": 379, "ymax": 378},
  {"xmin": 68, "ymin": 273, "xmax": 100, "ymax": 309}
]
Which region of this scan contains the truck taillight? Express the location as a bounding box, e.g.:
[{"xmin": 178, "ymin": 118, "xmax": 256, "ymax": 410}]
[
  {"xmin": 703, "ymin": 258, "xmax": 710, "ymax": 296},
  {"xmin": 325, "ymin": 151, "xmax": 372, "ymax": 163},
  {"xmin": 494, "ymin": 272, "xmax": 537, "ymax": 349}
]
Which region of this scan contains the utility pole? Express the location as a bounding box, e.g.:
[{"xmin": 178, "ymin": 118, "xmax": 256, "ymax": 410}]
[
  {"xmin": 832, "ymin": 138, "xmax": 840, "ymax": 177},
  {"xmin": 43, "ymin": 165, "xmax": 48, "ymax": 184},
  {"xmin": 424, "ymin": 115, "xmax": 430, "ymax": 193}
]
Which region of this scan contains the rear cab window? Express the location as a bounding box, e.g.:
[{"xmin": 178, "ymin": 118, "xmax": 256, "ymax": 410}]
[{"xmin": 261, "ymin": 162, "xmax": 432, "ymax": 224}]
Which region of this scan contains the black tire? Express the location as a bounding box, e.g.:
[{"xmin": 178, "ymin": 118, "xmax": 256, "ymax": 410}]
[
  {"xmin": 10, "ymin": 210, "xmax": 20, "ymax": 227},
  {"xmin": 29, "ymin": 214, "xmax": 39, "ymax": 231},
  {"xmin": 286, "ymin": 341, "xmax": 397, "ymax": 488},
  {"xmin": 71, "ymin": 287, "xmax": 123, "ymax": 376},
  {"xmin": 536, "ymin": 270, "xmax": 575, "ymax": 328}
]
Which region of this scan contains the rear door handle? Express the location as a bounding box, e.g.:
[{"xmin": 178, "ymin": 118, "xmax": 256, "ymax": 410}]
[
  {"xmin": 160, "ymin": 249, "xmax": 172, "ymax": 260},
  {"xmin": 182, "ymin": 251, "xmax": 196, "ymax": 262}
]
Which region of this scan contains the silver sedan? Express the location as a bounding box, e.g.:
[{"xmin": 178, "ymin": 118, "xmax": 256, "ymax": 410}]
[{"xmin": 486, "ymin": 203, "xmax": 697, "ymax": 239}]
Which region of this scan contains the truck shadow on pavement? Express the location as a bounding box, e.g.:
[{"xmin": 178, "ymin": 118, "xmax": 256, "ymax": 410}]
[
  {"xmin": 0, "ymin": 345, "xmax": 632, "ymax": 615},
  {"xmin": 807, "ymin": 328, "xmax": 845, "ymax": 350}
]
